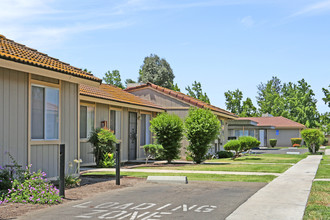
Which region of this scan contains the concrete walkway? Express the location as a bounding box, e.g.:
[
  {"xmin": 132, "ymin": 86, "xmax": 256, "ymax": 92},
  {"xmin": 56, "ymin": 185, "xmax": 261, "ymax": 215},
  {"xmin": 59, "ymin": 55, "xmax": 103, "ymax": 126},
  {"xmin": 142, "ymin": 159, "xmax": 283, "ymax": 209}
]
[
  {"xmin": 81, "ymin": 167, "xmax": 281, "ymax": 176},
  {"xmin": 226, "ymin": 155, "xmax": 322, "ymax": 220},
  {"xmin": 325, "ymin": 149, "xmax": 330, "ymax": 155}
]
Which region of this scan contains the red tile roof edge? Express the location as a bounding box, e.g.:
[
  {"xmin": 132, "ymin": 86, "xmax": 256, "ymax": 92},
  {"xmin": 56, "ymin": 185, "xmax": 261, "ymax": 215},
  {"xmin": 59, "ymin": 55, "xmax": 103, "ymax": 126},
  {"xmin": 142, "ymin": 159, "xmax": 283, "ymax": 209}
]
[
  {"xmin": 237, "ymin": 116, "xmax": 306, "ymax": 128},
  {"xmin": 125, "ymin": 82, "xmax": 238, "ymax": 118}
]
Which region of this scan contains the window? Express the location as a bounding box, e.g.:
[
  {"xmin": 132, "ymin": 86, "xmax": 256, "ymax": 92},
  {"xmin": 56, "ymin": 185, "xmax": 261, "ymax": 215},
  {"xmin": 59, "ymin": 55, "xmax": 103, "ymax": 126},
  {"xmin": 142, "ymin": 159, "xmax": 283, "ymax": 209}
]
[
  {"xmin": 31, "ymin": 85, "xmax": 59, "ymax": 140},
  {"xmin": 80, "ymin": 105, "xmax": 95, "ymax": 139},
  {"xmin": 140, "ymin": 114, "xmax": 151, "ymax": 146},
  {"xmin": 110, "ymin": 110, "xmax": 121, "ymax": 140}
]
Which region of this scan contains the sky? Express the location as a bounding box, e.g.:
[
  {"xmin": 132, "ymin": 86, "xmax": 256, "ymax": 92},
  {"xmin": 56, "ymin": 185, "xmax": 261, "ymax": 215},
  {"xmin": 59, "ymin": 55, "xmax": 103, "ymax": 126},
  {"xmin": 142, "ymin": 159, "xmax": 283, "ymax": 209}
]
[{"xmin": 1, "ymin": 0, "xmax": 330, "ymax": 113}]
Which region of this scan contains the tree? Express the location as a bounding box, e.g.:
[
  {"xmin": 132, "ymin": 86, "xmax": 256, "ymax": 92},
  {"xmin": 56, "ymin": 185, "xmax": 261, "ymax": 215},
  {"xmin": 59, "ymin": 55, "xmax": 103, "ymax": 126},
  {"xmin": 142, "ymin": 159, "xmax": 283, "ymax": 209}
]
[
  {"xmin": 143, "ymin": 144, "xmax": 163, "ymax": 164},
  {"xmin": 318, "ymin": 112, "xmax": 330, "ymax": 135},
  {"xmin": 224, "ymin": 89, "xmax": 257, "ymax": 116},
  {"xmin": 241, "ymin": 98, "xmax": 257, "ymax": 117},
  {"xmin": 125, "ymin": 78, "xmax": 136, "ymax": 88},
  {"xmin": 256, "ymin": 76, "xmax": 283, "ymax": 115},
  {"xmin": 83, "ymin": 68, "xmax": 92, "ymax": 73},
  {"xmin": 301, "ymin": 129, "xmax": 324, "ymax": 154},
  {"xmin": 186, "ymin": 81, "xmax": 210, "ymax": 104},
  {"xmin": 224, "ymin": 89, "xmax": 242, "ymax": 115},
  {"xmin": 150, "ymin": 113, "xmax": 184, "ymax": 163},
  {"xmin": 184, "ymin": 108, "xmax": 220, "ymax": 163},
  {"xmin": 140, "ymin": 54, "xmax": 174, "ymax": 89},
  {"xmin": 322, "ymin": 85, "xmax": 330, "ymax": 108},
  {"xmin": 103, "ymin": 70, "xmax": 124, "ymax": 89},
  {"xmin": 171, "ymin": 83, "xmax": 181, "ymax": 92}
]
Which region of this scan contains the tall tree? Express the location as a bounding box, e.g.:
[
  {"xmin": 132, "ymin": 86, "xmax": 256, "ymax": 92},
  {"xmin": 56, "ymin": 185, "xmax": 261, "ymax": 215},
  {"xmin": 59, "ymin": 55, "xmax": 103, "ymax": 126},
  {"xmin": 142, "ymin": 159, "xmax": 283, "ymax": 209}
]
[
  {"xmin": 241, "ymin": 97, "xmax": 257, "ymax": 117},
  {"xmin": 125, "ymin": 78, "xmax": 136, "ymax": 88},
  {"xmin": 224, "ymin": 89, "xmax": 257, "ymax": 116},
  {"xmin": 256, "ymin": 76, "xmax": 283, "ymax": 115},
  {"xmin": 140, "ymin": 54, "xmax": 174, "ymax": 89},
  {"xmin": 186, "ymin": 81, "xmax": 210, "ymax": 104},
  {"xmin": 224, "ymin": 89, "xmax": 243, "ymax": 115},
  {"xmin": 322, "ymin": 85, "xmax": 330, "ymax": 108},
  {"xmin": 103, "ymin": 70, "xmax": 124, "ymax": 89},
  {"xmin": 171, "ymin": 83, "xmax": 181, "ymax": 92}
]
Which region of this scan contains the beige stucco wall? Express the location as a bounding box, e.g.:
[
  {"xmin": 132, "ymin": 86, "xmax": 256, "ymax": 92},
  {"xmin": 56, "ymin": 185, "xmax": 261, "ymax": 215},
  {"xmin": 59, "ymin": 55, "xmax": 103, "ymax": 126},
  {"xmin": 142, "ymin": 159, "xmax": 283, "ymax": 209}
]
[{"xmin": 267, "ymin": 129, "xmax": 301, "ymax": 147}]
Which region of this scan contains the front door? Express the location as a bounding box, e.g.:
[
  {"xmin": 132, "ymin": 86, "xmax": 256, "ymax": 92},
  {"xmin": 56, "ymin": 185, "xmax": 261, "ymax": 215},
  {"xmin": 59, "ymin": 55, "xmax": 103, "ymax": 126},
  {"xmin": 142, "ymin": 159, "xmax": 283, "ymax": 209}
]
[
  {"xmin": 259, "ymin": 130, "xmax": 265, "ymax": 147},
  {"xmin": 128, "ymin": 112, "xmax": 137, "ymax": 160}
]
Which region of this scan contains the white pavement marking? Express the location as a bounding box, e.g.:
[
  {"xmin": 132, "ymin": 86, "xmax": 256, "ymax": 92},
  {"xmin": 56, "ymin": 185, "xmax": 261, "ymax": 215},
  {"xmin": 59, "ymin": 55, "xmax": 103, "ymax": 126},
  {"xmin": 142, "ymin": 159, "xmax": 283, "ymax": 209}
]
[
  {"xmin": 82, "ymin": 168, "xmax": 281, "ymax": 176},
  {"xmin": 226, "ymin": 155, "xmax": 322, "ymax": 220}
]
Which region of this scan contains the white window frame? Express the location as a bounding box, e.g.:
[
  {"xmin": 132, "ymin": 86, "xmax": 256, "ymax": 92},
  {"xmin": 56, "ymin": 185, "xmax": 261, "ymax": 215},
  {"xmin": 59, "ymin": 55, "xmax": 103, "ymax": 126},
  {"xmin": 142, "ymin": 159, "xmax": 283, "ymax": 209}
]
[
  {"xmin": 109, "ymin": 107, "xmax": 123, "ymax": 142},
  {"xmin": 31, "ymin": 83, "xmax": 60, "ymax": 141},
  {"xmin": 80, "ymin": 104, "xmax": 95, "ymax": 140}
]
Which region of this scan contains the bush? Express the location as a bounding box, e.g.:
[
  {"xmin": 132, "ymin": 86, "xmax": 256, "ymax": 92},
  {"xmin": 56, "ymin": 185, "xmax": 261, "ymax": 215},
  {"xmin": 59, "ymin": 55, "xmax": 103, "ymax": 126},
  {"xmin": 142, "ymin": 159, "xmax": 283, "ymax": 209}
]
[
  {"xmin": 224, "ymin": 140, "xmax": 241, "ymax": 158},
  {"xmin": 101, "ymin": 153, "xmax": 115, "ymax": 168},
  {"xmin": 301, "ymin": 129, "xmax": 324, "ymax": 154},
  {"xmin": 150, "ymin": 113, "xmax": 184, "ymax": 163},
  {"xmin": 143, "ymin": 144, "xmax": 164, "ymax": 164},
  {"xmin": 216, "ymin": 151, "xmax": 234, "ymax": 159},
  {"xmin": 269, "ymin": 139, "xmax": 277, "ymax": 148},
  {"xmin": 291, "ymin": 138, "xmax": 302, "ymax": 146},
  {"xmin": 184, "ymin": 108, "xmax": 221, "ymax": 164},
  {"xmin": 1, "ymin": 165, "xmax": 62, "ymax": 205},
  {"xmin": 88, "ymin": 128, "xmax": 117, "ymax": 167},
  {"xmin": 238, "ymin": 136, "xmax": 260, "ymax": 152}
]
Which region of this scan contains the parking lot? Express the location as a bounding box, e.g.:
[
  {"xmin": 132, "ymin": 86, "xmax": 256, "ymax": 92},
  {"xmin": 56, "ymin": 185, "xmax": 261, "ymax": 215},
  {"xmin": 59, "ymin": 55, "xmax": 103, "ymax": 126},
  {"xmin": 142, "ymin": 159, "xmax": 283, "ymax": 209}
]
[{"xmin": 19, "ymin": 181, "xmax": 266, "ymax": 220}]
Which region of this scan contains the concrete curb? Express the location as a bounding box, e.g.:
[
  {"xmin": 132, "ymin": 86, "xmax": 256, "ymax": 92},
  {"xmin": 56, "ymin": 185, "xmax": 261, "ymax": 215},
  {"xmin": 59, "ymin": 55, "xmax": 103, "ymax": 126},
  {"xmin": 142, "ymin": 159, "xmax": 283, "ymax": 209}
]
[{"xmin": 146, "ymin": 176, "xmax": 188, "ymax": 184}]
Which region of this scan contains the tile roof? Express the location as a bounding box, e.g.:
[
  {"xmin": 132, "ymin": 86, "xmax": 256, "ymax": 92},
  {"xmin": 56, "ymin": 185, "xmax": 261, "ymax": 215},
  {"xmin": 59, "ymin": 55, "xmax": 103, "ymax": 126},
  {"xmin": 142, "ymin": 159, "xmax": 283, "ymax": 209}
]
[
  {"xmin": 237, "ymin": 116, "xmax": 305, "ymax": 129},
  {"xmin": 0, "ymin": 35, "xmax": 101, "ymax": 82},
  {"xmin": 125, "ymin": 82, "xmax": 238, "ymax": 118},
  {"xmin": 80, "ymin": 84, "xmax": 164, "ymax": 110}
]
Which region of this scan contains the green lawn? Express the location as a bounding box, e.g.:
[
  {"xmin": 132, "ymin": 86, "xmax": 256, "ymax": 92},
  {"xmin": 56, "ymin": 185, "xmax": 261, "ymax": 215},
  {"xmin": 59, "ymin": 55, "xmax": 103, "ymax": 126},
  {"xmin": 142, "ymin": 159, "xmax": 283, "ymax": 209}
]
[
  {"xmin": 134, "ymin": 163, "xmax": 291, "ymax": 173},
  {"xmin": 303, "ymin": 181, "xmax": 330, "ymax": 220},
  {"xmin": 315, "ymin": 155, "xmax": 330, "ymax": 179},
  {"xmin": 83, "ymin": 171, "xmax": 276, "ymax": 183},
  {"xmin": 206, "ymin": 153, "xmax": 307, "ymax": 164}
]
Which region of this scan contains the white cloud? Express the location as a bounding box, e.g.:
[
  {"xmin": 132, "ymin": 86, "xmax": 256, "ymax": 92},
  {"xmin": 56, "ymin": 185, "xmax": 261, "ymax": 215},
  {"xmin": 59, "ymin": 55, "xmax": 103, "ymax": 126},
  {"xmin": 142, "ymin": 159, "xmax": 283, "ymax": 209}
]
[
  {"xmin": 240, "ymin": 16, "xmax": 255, "ymax": 27},
  {"xmin": 291, "ymin": 0, "xmax": 330, "ymax": 17}
]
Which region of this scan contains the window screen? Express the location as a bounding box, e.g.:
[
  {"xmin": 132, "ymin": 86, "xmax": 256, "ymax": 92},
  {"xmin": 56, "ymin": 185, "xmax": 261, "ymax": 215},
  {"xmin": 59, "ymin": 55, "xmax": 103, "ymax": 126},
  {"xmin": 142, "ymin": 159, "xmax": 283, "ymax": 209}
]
[{"xmin": 31, "ymin": 86, "xmax": 45, "ymax": 139}]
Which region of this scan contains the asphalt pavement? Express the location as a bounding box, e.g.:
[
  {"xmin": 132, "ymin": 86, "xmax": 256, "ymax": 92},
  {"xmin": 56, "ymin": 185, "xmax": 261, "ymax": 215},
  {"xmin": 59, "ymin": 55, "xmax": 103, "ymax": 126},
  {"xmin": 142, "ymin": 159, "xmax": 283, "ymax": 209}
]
[{"xmin": 18, "ymin": 181, "xmax": 266, "ymax": 220}]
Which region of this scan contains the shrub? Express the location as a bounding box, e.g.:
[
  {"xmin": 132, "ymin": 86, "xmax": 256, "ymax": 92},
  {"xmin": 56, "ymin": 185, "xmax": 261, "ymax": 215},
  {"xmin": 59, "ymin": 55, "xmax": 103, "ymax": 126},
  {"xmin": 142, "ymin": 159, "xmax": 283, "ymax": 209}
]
[
  {"xmin": 216, "ymin": 151, "xmax": 234, "ymax": 159},
  {"xmin": 301, "ymin": 129, "xmax": 324, "ymax": 154},
  {"xmin": 150, "ymin": 113, "xmax": 184, "ymax": 163},
  {"xmin": 291, "ymin": 138, "xmax": 302, "ymax": 146},
  {"xmin": 224, "ymin": 140, "xmax": 241, "ymax": 158},
  {"xmin": 143, "ymin": 144, "xmax": 164, "ymax": 164},
  {"xmin": 269, "ymin": 139, "xmax": 277, "ymax": 148},
  {"xmin": 238, "ymin": 136, "xmax": 260, "ymax": 152},
  {"xmin": 293, "ymin": 144, "xmax": 301, "ymax": 147},
  {"xmin": 88, "ymin": 128, "xmax": 117, "ymax": 167},
  {"xmin": 101, "ymin": 153, "xmax": 115, "ymax": 168},
  {"xmin": 1, "ymin": 165, "xmax": 62, "ymax": 205},
  {"xmin": 184, "ymin": 108, "xmax": 221, "ymax": 164}
]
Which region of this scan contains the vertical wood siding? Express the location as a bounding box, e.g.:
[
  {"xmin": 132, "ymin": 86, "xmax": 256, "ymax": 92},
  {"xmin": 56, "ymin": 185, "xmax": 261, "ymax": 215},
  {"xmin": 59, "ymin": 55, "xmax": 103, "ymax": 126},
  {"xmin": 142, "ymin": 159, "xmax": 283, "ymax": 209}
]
[
  {"xmin": 61, "ymin": 81, "xmax": 79, "ymax": 174},
  {"xmin": 0, "ymin": 67, "xmax": 28, "ymax": 167},
  {"xmin": 30, "ymin": 145, "xmax": 58, "ymax": 177},
  {"xmin": 96, "ymin": 103, "xmax": 109, "ymax": 128}
]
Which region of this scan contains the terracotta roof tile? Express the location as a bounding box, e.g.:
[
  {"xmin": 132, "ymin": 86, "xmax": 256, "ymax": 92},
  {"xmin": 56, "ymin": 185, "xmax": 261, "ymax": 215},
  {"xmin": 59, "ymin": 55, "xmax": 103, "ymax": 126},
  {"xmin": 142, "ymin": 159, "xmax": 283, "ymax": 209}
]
[
  {"xmin": 237, "ymin": 116, "xmax": 305, "ymax": 129},
  {"xmin": 80, "ymin": 84, "xmax": 164, "ymax": 110},
  {"xmin": 0, "ymin": 35, "xmax": 101, "ymax": 82},
  {"xmin": 125, "ymin": 82, "xmax": 237, "ymax": 118}
]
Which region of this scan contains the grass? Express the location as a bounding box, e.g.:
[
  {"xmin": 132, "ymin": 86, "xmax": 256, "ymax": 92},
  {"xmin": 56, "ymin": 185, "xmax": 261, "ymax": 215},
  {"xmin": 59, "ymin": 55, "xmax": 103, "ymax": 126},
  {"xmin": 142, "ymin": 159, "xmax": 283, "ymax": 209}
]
[
  {"xmin": 315, "ymin": 155, "xmax": 330, "ymax": 179},
  {"xmin": 206, "ymin": 153, "xmax": 307, "ymax": 164},
  {"xmin": 83, "ymin": 171, "xmax": 277, "ymax": 183},
  {"xmin": 134, "ymin": 163, "xmax": 291, "ymax": 173},
  {"xmin": 303, "ymin": 181, "xmax": 330, "ymax": 220}
]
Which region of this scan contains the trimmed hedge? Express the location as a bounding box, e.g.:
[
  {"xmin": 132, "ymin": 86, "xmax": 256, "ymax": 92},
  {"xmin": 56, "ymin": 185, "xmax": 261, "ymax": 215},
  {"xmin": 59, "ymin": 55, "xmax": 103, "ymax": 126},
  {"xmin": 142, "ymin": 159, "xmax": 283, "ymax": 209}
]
[
  {"xmin": 291, "ymin": 138, "xmax": 302, "ymax": 146},
  {"xmin": 216, "ymin": 151, "xmax": 234, "ymax": 159},
  {"xmin": 224, "ymin": 140, "xmax": 241, "ymax": 157},
  {"xmin": 269, "ymin": 139, "xmax": 277, "ymax": 148}
]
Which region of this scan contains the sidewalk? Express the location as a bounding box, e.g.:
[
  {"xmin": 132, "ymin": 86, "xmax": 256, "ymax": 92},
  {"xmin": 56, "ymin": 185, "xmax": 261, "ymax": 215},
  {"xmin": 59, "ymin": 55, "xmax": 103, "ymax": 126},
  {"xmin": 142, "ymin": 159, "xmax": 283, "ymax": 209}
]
[
  {"xmin": 226, "ymin": 155, "xmax": 322, "ymax": 220},
  {"xmin": 81, "ymin": 167, "xmax": 281, "ymax": 176}
]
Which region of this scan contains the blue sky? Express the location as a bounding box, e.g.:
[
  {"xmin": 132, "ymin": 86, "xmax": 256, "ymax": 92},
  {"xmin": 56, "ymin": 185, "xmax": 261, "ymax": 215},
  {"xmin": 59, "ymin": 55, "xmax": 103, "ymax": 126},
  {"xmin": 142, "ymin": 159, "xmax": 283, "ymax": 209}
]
[{"xmin": 1, "ymin": 0, "xmax": 330, "ymax": 113}]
